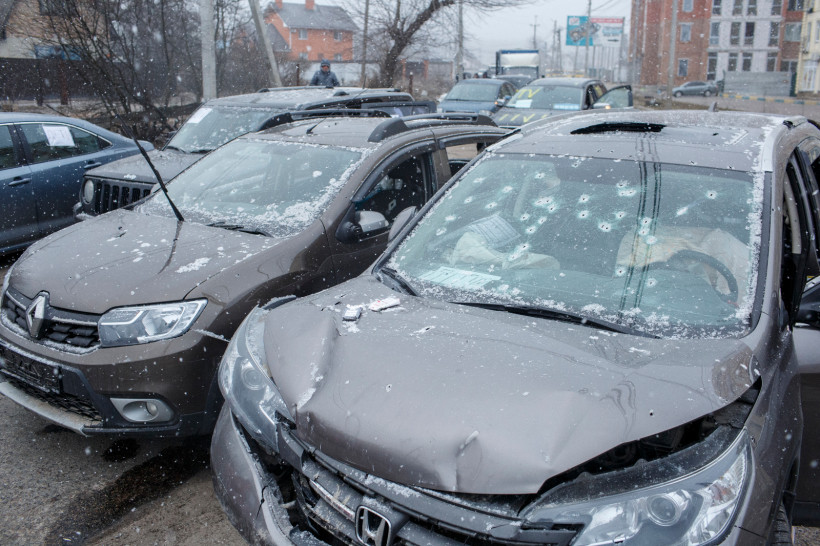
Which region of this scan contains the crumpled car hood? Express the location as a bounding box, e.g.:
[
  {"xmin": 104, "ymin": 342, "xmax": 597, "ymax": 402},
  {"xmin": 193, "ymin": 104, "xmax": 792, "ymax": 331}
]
[
  {"xmin": 492, "ymin": 107, "xmax": 566, "ymax": 127},
  {"xmin": 11, "ymin": 210, "xmax": 279, "ymax": 314},
  {"xmin": 265, "ymin": 276, "xmax": 758, "ymax": 495},
  {"xmin": 85, "ymin": 148, "xmax": 201, "ymax": 184}
]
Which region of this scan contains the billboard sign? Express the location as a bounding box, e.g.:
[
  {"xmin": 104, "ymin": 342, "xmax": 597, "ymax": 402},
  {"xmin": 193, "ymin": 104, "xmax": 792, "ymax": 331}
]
[{"xmin": 566, "ymin": 16, "xmax": 624, "ymax": 47}]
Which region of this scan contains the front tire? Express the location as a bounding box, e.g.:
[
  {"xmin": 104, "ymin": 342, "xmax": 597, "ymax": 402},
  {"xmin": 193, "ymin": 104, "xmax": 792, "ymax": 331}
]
[
  {"xmin": 674, "ymin": 91, "xmax": 682, "ymax": 97},
  {"xmin": 704, "ymin": 90, "xmax": 712, "ymax": 97},
  {"xmin": 768, "ymin": 502, "xmax": 793, "ymax": 545}
]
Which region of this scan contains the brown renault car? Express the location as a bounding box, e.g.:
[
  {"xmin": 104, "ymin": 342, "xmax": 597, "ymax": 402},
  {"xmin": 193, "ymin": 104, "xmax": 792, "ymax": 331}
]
[
  {"xmin": 212, "ymin": 111, "xmax": 820, "ymax": 544},
  {"xmin": 0, "ymin": 112, "xmax": 507, "ymax": 437}
]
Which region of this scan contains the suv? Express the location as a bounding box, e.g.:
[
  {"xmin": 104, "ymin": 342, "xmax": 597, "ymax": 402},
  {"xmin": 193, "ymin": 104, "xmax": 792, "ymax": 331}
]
[
  {"xmin": 212, "ymin": 110, "xmax": 820, "ymax": 545},
  {"xmin": 0, "ymin": 113, "xmax": 507, "ymax": 437},
  {"xmin": 77, "ymin": 86, "xmax": 425, "ymax": 216},
  {"xmin": 492, "ymin": 77, "xmax": 633, "ymax": 128}
]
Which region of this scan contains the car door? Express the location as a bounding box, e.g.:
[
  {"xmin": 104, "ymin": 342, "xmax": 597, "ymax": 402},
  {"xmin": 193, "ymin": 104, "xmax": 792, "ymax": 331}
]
[
  {"xmin": 16, "ymin": 121, "xmax": 110, "ymax": 237},
  {"xmin": 0, "ymin": 123, "xmax": 38, "ymax": 253},
  {"xmin": 792, "ymin": 138, "xmax": 820, "ymax": 524},
  {"xmin": 328, "ymin": 140, "xmax": 443, "ymax": 283}
]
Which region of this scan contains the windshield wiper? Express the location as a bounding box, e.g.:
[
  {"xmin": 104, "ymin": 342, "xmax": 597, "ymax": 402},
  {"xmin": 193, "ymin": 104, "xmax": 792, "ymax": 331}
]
[
  {"xmin": 377, "ymin": 266, "xmax": 418, "ymax": 296},
  {"xmin": 206, "ymin": 221, "xmax": 270, "ymax": 236},
  {"xmin": 452, "ymin": 302, "xmax": 660, "ymax": 338}
]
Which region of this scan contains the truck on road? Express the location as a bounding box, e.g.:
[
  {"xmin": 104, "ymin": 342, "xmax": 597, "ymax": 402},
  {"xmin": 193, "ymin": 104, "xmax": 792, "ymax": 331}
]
[{"xmin": 495, "ymin": 49, "xmax": 541, "ymax": 80}]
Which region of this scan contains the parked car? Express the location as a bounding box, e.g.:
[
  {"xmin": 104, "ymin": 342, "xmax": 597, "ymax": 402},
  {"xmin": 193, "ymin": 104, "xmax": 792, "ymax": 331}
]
[
  {"xmin": 78, "ymin": 86, "xmax": 424, "ymax": 216},
  {"xmin": 211, "ymin": 110, "xmax": 820, "ymax": 545},
  {"xmin": 0, "ymin": 112, "xmax": 507, "ymax": 437},
  {"xmin": 493, "ymin": 77, "xmax": 632, "ymax": 128},
  {"xmin": 0, "ymin": 113, "xmax": 151, "ymax": 255},
  {"xmin": 673, "ymin": 80, "xmax": 719, "ymax": 97},
  {"xmin": 438, "ymin": 79, "xmax": 518, "ymax": 116}
]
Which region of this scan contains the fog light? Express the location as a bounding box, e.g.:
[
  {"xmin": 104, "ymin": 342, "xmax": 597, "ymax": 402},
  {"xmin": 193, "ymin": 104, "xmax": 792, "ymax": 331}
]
[{"xmin": 110, "ymin": 397, "xmax": 174, "ymax": 423}]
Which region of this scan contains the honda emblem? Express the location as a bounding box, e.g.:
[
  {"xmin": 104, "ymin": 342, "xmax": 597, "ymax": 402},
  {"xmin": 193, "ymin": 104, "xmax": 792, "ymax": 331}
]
[{"xmin": 355, "ymin": 506, "xmax": 392, "ymax": 546}]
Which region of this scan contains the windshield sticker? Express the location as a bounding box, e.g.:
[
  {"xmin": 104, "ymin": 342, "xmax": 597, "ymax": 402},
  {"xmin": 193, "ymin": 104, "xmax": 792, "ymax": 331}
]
[
  {"xmin": 553, "ymin": 103, "xmax": 581, "ymax": 110},
  {"xmin": 187, "ymin": 108, "xmax": 212, "ymax": 124},
  {"xmin": 513, "ymin": 100, "xmax": 533, "ymax": 108},
  {"xmin": 466, "ymin": 213, "xmax": 520, "ymax": 248},
  {"xmin": 43, "ymin": 125, "xmax": 75, "ymax": 147},
  {"xmin": 419, "ymin": 266, "xmax": 500, "ymax": 289}
]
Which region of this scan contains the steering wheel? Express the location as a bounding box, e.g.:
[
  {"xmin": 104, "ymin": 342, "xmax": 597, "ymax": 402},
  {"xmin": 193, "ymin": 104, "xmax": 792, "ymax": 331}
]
[{"xmin": 663, "ymin": 250, "xmax": 738, "ymax": 304}]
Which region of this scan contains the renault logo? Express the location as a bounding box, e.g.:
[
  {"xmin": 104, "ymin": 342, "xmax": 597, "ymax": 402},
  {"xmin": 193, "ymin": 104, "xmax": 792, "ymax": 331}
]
[
  {"xmin": 355, "ymin": 506, "xmax": 392, "ymax": 546},
  {"xmin": 25, "ymin": 292, "xmax": 49, "ymax": 339}
]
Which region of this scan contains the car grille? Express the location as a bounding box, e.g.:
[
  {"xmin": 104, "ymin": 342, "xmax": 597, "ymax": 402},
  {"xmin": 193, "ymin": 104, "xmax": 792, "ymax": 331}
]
[
  {"xmin": 2, "ymin": 375, "xmax": 103, "ymax": 422},
  {"xmin": 3, "ymin": 288, "xmax": 100, "ymax": 349},
  {"xmin": 87, "ymin": 177, "xmax": 152, "ymax": 214},
  {"xmin": 241, "ymin": 424, "xmax": 576, "ymax": 546}
]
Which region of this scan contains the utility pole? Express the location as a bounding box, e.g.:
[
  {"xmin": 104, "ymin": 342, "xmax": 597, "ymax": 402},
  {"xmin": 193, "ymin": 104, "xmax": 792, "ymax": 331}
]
[
  {"xmin": 360, "ymin": 0, "xmax": 370, "ymax": 86},
  {"xmin": 200, "ymin": 0, "xmax": 216, "ymax": 100},
  {"xmin": 249, "ymin": 0, "xmax": 282, "ymax": 87},
  {"xmin": 456, "ymin": 0, "xmax": 464, "ymax": 80},
  {"xmin": 583, "ymin": 0, "xmax": 592, "ymax": 76},
  {"xmin": 666, "ymin": 0, "xmax": 679, "ymax": 98},
  {"xmin": 531, "ymin": 16, "xmax": 538, "ymax": 49}
]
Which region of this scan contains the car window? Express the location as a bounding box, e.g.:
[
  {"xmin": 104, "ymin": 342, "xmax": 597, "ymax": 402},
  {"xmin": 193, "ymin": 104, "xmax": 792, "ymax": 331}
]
[
  {"xmin": 17, "ymin": 123, "xmax": 108, "ymax": 164},
  {"xmin": 784, "ymin": 156, "xmax": 812, "ymax": 320},
  {"xmin": 138, "ymin": 138, "xmax": 364, "ymax": 238},
  {"xmin": 440, "ymin": 136, "xmax": 498, "ymax": 177},
  {"xmin": 0, "ymin": 125, "xmax": 17, "ymax": 170},
  {"xmin": 388, "ymin": 153, "xmax": 761, "ymax": 338},
  {"xmin": 165, "ymin": 105, "xmax": 284, "ymax": 153},
  {"xmin": 507, "ymin": 85, "xmax": 583, "ymax": 110},
  {"xmin": 445, "ymin": 84, "xmax": 500, "ymax": 102},
  {"xmin": 355, "ymin": 154, "xmax": 432, "ymax": 224}
]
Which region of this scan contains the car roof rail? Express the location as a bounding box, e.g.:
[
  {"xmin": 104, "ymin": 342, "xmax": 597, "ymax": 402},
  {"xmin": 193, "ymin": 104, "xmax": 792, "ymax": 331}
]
[
  {"xmin": 256, "ymin": 85, "xmax": 316, "ymax": 93},
  {"xmin": 258, "ymin": 108, "xmax": 393, "ymax": 131},
  {"xmin": 367, "ymin": 112, "xmax": 496, "ymax": 142},
  {"xmin": 360, "ymin": 100, "xmax": 437, "ymax": 115}
]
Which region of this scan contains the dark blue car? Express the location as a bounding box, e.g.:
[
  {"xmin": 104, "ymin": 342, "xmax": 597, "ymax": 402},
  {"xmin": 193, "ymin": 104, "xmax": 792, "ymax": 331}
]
[
  {"xmin": 0, "ymin": 113, "xmax": 150, "ymax": 255},
  {"xmin": 438, "ymin": 79, "xmax": 518, "ymax": 115}
]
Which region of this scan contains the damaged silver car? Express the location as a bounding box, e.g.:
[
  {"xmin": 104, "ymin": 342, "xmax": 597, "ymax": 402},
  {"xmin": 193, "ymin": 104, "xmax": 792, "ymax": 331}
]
[{"xmin": 211, "ymin": 110, "xmax": 820, "ymax": 545}]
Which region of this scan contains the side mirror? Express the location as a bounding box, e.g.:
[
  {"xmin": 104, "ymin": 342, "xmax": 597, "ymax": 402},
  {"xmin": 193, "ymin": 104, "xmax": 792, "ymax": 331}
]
[
  {"xmin": 797, "ymin": 278, "xmax": 820, "ymax": 327},
  {"xmin": 337, "ymin": 210, "xmax": 389, "ymax": 242},
  {"xmin": 388, "ymin": 206, "xmax": 418, "ymax": 242},
  {"xmin": 495, "ymin": 96, "xmax": 510, "ymax": 107},
  {"xmin": 357, "ymin": 210, "xmax": 389, "ymax": 235}
]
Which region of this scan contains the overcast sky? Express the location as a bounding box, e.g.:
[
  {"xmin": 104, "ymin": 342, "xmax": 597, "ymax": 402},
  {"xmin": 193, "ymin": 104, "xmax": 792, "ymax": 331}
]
[{"xmin": 453, "ymin": 0, "xmax": 632, "ymax": 68}]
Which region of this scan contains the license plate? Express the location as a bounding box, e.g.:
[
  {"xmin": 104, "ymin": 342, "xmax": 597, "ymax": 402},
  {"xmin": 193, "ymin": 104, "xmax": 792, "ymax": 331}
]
[{"xmin": 0, "ymin": 346, "xmax": 62, "ymax": 393}]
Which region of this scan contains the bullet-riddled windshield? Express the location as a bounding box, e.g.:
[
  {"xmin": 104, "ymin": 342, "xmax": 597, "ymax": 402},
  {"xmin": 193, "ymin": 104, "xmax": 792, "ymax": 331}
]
[
  {"xmin": 139, "ymin": 138, "xmax": 364, "ymax": 238},
  {"xmin": 388, "ymin": 153, "xmax": 763, "ymax": 338}
]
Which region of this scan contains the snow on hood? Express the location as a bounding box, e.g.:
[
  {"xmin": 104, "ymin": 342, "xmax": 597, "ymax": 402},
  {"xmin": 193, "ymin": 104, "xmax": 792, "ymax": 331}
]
[
  {"xmin": 264, "ymin": 276, "xmax": 757, "ymax": 495},
  {"xmin": 10, "ymin": 210, "xmax": 280, "ymax": 313},
  {"xmin": 85, "ymin": 148, "xmax": 201, "ymax": 184}
]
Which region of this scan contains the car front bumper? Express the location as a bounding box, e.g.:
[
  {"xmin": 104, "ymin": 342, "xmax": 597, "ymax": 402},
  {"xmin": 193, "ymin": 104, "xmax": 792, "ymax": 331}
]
[{"xmin": 0, "ymin": 317, "xmax": 224, "ymax": 437}]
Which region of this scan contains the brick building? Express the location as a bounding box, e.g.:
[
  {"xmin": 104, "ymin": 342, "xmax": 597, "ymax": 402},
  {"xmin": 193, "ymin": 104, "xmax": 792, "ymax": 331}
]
[
  {"xmin": 264, "ymin": 0, "xmax": 356, "ymax": 63},
  {"xmin": 630, "ymin": 0, "xmax": 803, "ymax": 86}
]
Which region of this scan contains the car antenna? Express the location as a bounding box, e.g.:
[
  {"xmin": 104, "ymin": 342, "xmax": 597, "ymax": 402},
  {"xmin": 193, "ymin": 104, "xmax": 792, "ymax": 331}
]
[{"xmin": 115, "ymin": 114, "xmax": 185, "ymax": 222}]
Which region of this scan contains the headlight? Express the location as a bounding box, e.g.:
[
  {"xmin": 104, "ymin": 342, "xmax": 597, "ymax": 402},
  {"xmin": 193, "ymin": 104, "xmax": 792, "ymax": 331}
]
[
  {"xmin": 82, "ymin": 179, "xmax": 96, "ymax": 204},
  {"xmin": 218, "ymin": 306, "xmax": 292, "ymax": 452},
  {"xmin": 525, "ymin": 429, "xmax": 750, "ymax": 545},
  {"xmin": 98, "ymin": 300, "xmax": 206, "ymax": 347}
]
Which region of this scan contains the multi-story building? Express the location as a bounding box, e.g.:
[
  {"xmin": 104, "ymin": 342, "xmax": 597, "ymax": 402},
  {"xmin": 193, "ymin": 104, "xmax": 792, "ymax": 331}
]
[
  {"xmin": 265, "ymin": 0, "xmax": 356, "ymax": 63},
  {"xmin": 797, "ymin": 0, "xmax": 820, "ymax": 91},
  {"xmin": 630, "ymin": 0, "xmax": 803, "ymax": 86}
]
